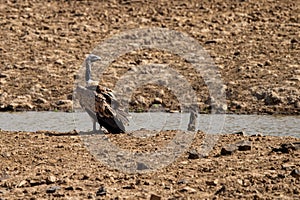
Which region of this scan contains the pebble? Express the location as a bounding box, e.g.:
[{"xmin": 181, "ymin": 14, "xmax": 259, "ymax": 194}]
[
  {"xmin": 233, "ymin": 131, "xmax": 246, "ymax": 136},
  {"xmin": 235, "ymin": 140, "xmax": 252, "ymax": 151},
  {"xmin": 137, "ymin": 162, "xmax": 149, "ymax": 170},
  {"xmin": 65, "ymin": 186, "xmax": 74, "ymax": 191},
  {"xmin": 17, "ymin": 180, "xmax": 28, "ymax": 188},
  {"xmin": 46, "ymin": 175, "xmax": 56, "ymax": 184},
  {"xmin": 177, "ymin": 179, "xmax": 188, "ymax": 185},
  {"xmin": 221, "ymin": 140, "xmax": 252, "ymax": 155},
  {"xmin": 56, "ymin": 99, "xmax": 73, "ymax": 106},
  {"xmin": 272, "ymin": 142, "xmax": 300, "ymax": 153},
  {"xmin": 215, "ymin": 185, "xmax": 226, "ymax": 195},
  {"xmin": 206, "ymin": 179, "xmax": 218, "ymax": 186},
  {"xmin": 150, "ymin": 194, "xmax": 161, "ymax": 200},
  {"xmin": 35, "ymin": 97, "xmax": 48, "ymax": 104},
  {"xmin": 290, "ymin": 169, "xmax": 300, "ymax": 179},
  {"xmin": 96, "ymin": 186, "xmax": 106, "ymax": 196},
  {"xmin": 46, "ymin": 186, "xmax": 61, "ymax": 193},
  {"xmin": 221, "ymin": 144, "xmax": 237, "ymax": 155},
  {"xmin": 179, "ymin": 186, "xmax": 197, "ymax": 193},
  {"xmin": 188, "ymin": 149, "xmax": 200, "ymax": 159}
]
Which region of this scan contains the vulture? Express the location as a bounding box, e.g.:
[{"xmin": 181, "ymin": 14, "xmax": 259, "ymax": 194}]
[{"xmin": 75, "ymin": 54, "xmax": 129, "ymax": 133}]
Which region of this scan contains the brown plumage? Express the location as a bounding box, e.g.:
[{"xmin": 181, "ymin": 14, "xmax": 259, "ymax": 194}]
[
  {"xmin": 75, "ymin": 54, "xmax": 129, "ymax": 133},
  {"xmin": 76, "ymin": 85, "xmax": 129, "ymax": 133}
]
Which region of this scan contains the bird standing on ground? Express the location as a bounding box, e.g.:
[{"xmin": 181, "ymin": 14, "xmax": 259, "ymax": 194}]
[{"xmin": 75, "ymin": 54, "xmax": 129, "ymax": 133}]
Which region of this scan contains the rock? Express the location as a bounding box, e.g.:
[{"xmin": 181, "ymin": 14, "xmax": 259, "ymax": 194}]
[
  {"xmin": 177, "ymin": 179, "xmax": 188, "ymax": 185},
  {"xmin": 235, "ymin": 140, "xmax": 252, "ymax": 151},
  {"xmin": 282, "ymin": 164, "xmax": 295, "ymax": 170},
  {"xmin": 294, "ymin": 101, "xmax": 300, "ymax": 108},
  {"xmin": 65, "ymin": 186, "xmax": 74, "ymax": 191},
  {"xmin": 214, "ymin": 185, "xmax": 226, "ymax": 195},
  {"xmin": 264, "ymin": 91, "xmax": 282, "ymax": 105},
  {"xmin": 179, "ymin": 186, "xmax": 197, "ymax": 193},
  {"xmin": 233, "ymin": 131, "xmax": 246, "ymax": 136},
  {"xmin": 221, "ymin": 144, "xmax": 238, "ymax": 155},
  {"xmin": 206, "ymin": 179, "xmax": 218, "ymax": 186},
  {"xmin": 205, "ymin": 40, "xmax": 217, "ymax": 44},
  {"xmin": 46, "ymin": 186, "xmax": 61, "ymax": 193},
  {"xmin": 17, "ymin": 180, "xmax": 28, "ymax": 188},
  {"xmin": 96, "ymin": 186, "xmax": 106, "ymax": 196},
  {"xmin": 153, "ymin": 97, "xmax": 163, "ymax": 104},
  {"xmin": 56, "ymin": 99, "xmax": 73, "ymax": 106},
  {"xmin": 137, "ymin": 162, "xmax": 149, "ymax": 170},
  {"xmin": 0, "ymin": 73, "xmax": 9, "ymax": 78},
  {"xmin": 291, "ymin": 169, "xmax": 300, "ymax": 179},
  {"xmin": 29, "ymin": 178, "xmax": 45, "ymax": 186},
  {"xmin": 123, "ymin": 184, "xmax": 135, "ymax": 189},
  {"xmin": 46, "ymin": 175, "xmax": 56, "ymax": 184},
  {"xmin": 35, "ymin": 97, "xmax": 48, "ymax": 104},
  {"xmin": 221, "ymin": 140, "xmax": 251, "ymax": 155},
  {"xmin": 150, "ymin": 194, "xmax": 161, "ymax": 200},
  {"xmin": 188, "ymin": 149, "xmax": 200, "ymax": 159},
  {"xmin": 54, "ymin": 59, "xmax": 64, "ymax": 65},
  {"xmin": 187, "ymin": 110, "xmax": 197, "ymax": 131},
  {"xmin": 272, "ymin": 142, "xmax": 300, "ymax": 153}
]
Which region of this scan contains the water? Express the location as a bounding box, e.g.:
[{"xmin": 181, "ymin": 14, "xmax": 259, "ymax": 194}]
[{"xmin": 0, "ymin": 112, "xmax": 299, "ymax": 138}]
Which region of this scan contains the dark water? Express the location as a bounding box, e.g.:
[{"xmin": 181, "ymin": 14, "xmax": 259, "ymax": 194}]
[{"xmin": 0, "ymin": 112, "xmax": 299, "ymax": 138}]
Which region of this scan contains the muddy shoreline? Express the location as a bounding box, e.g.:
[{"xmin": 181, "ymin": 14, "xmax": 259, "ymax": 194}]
[{"xmin": 0, "ymin": 130, "xmax": 299, "ymax": 199}]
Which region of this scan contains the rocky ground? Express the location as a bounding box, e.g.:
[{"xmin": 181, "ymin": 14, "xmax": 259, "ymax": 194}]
[
  {"xmin": 0, "ymin": 0, "xmax": 299, "ymax": 114},
  {"xmin": 0, "ymin": 130, "xmax": 299, "ymax": 199}
]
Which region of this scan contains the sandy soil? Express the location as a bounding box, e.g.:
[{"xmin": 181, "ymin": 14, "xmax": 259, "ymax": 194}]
[
  {"xmin": 0, "ymin": 130, "xmax": 299, "ymax": 199},
  {"xmin": 0, "ymin": 0, "xmax": 299, "ymax": 114}
]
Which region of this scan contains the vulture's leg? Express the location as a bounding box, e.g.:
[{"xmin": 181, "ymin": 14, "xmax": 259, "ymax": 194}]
[{"xmin": 93, "ymin": 120, "xmax": 97, "ymax": 132}]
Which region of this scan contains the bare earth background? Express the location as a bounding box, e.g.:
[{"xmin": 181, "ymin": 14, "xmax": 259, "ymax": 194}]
[
  {"xmin": 0, "ymin": 0, "xmax": 299, "ymax": 114},
  {"xmin": 0, "ymin": 0, "xmax": 300, "ymax": 199}
]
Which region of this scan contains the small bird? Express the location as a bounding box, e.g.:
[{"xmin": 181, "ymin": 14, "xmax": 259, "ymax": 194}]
[{"xmin": 75, "ymin": 54, "xmax": 129, "ymax": 133}]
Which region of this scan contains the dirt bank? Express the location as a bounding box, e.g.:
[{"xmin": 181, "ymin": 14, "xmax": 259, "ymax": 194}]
[
  {"xmin": 0, "ymin": 0, "xmax": 299, "ymax": 114},
  {"xmin": 0, "ymin": 130, "xmax": 299, "ymax": 199}
]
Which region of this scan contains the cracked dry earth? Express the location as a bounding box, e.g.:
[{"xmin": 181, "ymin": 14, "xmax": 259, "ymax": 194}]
[
  {"xmin": 0, "ymin": 0, "xmax": 299, "ymax": 114},
  {"xmin": 0, "ymin": 130, "xmax": 299, "ymax": 199}
]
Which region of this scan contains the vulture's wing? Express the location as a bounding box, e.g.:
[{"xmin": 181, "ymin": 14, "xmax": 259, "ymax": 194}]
[{"xmin": 76, "ymin": 85, "xmax": 129, "ymax": 133}]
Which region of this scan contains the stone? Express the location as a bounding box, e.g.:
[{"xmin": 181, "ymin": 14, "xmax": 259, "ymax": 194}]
[
  {"xmin": 36, "ymin": 97, "xmax": 48, "ymax": 104},
  {"xmin": 46, "ymin": 175, "xmax": 56, "ymax": 184},
  {"xmin": 221, "ymin": 140, "xmax": 251, "ymax": 155},
  {"xmin": 215, "ymin": 185, "xmax": 226, "ymax": 195},
  {"xmin": 179, "ymin": 186, "xmax": 197, "ymax": 193},
  {"xmin": 17, "ymin": 180, "xmax": 28, "ymax": 188},
  {"xmin": 272, "ymin": 142, "xmax": 300, "ymax": 153},
  {"xmin": 233, "ymin": 131, "xmax": 246, "ymax": 136},
  {"xmin": 291, "ymin": 169, "xmax": 300, "ymax": 179},
  {"xmin": 264, "ymin": 91, "xmax": 282, "ymax": 105},
  {"xmin": 0, "ymin": 73, "xmax": 9, "ymax": 78},
  {"xmin": 153, "ymin": 97, "xmax": 163, "ymax": 104},
  {"xmin": 187, "ymin": 110, "xmax": 197, "ymax": 131},
  {"xmin": 177, "ymin": 179, "xmax": 188, "ymax": 185},
  {"xmin": 65, "ymin": 186, "xmax": 74, "ymax": 191},
  {"xmin": 56, "ymin": 99, "xmax": 73, "ymax": 106},
  {"xmin": 221, "ymin": 144, "xmax": 238, "ymax": 155},
  {"xmin": 96, "ymin": 186, "xmax": 106, "ymax": 196},
  {"xmin": 236, "ymin": 140, "xmax": 252, "ymax": 151},
  {"xmin": 188, "ymin": 149, "xmax": 200, "ymax": 159},
  {"xmin": 46, "ymin": 186, "xmax": 60, "ymax": 193},
  {"xmin": 137, "ymin": 162, "xmax": 149, "ymax": 170},
  {"xmin": 206, "ymin": 179, "xmax": 218, "ymax": 186},
  {"xmin": 150, "ymin": 194, "xmax": 161, "ymax": 200}
]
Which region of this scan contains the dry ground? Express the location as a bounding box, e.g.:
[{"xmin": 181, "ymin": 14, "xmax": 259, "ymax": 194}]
[
  {"xmin": 0, "ymin": 0, "xmax": 299, "ymax": 114},
  {"xmin": 0, "ymin": 130, "xmax": 299, "ymax": 199}
]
